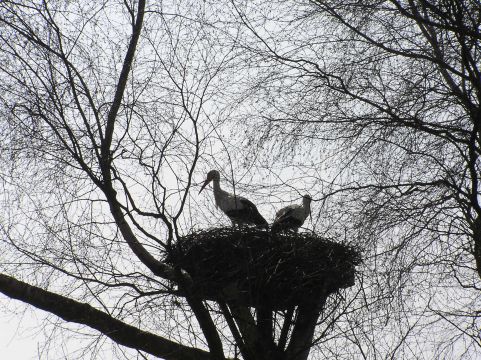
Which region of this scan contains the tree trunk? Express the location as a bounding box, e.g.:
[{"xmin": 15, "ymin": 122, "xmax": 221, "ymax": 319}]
[
  {"xmin": 472, "ymin": 216, "xmax": 481, "ymax": 280},
  {"xmin": 285, "ymin": 295, "xmax": 327, "ymax": 360}
]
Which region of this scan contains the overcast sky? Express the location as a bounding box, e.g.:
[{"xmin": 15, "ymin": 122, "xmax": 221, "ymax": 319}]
[{"xmin": 0, "ymin": 301, "xmax": 40, "ymax": 360}]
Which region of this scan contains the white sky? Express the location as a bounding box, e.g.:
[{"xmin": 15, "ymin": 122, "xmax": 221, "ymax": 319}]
[{"xmin": 0, "ymin": 298, "xmax": 42, "ymax": 360}]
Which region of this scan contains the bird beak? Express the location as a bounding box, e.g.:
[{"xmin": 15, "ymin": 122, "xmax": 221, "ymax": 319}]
[{"xmin": 199, "ymin": 178, "xmax": 211, "ymax": 194}]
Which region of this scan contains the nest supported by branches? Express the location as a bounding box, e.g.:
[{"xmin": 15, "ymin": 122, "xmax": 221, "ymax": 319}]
[{"xmin": 169, "ymin": 227, "xmax": 361, "ymax": 310}]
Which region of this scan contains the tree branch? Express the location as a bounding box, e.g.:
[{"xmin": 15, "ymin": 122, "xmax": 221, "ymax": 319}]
[
  {"xmin": 285, "ymin": 296, "xmax": 327, "ymax": 360},
  {"xmin": 102, "ymin": 0, "xmax": 145, "ymax": 158},
  {"xmin": 0, "ymin": 273, "xmax": 212, "ymax": 360}
]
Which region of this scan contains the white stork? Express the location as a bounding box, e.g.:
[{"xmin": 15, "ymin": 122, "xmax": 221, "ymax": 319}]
[
  {"xmin": 271, "ymin": 194, "xmax": 312, "ymax": 233},
  {"xmin": 199, "ymin": 170, "xmax": 268, "ymax": 228}
]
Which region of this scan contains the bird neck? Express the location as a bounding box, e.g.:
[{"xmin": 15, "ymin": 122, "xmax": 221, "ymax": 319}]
[
  {"xmin": 212, "ymin": 179, "xmax": 224, "ymax": 206},
  {"xmin": 212, "ymin": 179, "xmax": 221, "ymax": 192},
  {"xmin": 303, "ymin": 199, "xmax": 311, "ymax": 216}
]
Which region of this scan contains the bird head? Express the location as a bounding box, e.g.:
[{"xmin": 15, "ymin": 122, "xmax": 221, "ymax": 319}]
[
  {"xmin": 303, "ymin": 194, "xmax": 312, "ymax": 205},
  {"xmin": 199, "ymin": 170, "xmax": 220, "ymax": 193}
]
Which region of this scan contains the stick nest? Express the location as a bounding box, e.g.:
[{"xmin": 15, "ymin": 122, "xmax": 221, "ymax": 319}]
[{"xmin": 169, "ymin": 227, "xmax": 361, "ymax": 309}]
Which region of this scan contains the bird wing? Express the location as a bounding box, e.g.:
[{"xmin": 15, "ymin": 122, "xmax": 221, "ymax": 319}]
[
  {"xmin": 239, "ymin": 197, "xmax": 260, "ymax": 212},
  {"xmin": 239, "ymin": 197, "xmax": 268, "ymax": 226},
  {"xmin": 274, "ymin": 206, "xmax": 295, "ymax": 223}
]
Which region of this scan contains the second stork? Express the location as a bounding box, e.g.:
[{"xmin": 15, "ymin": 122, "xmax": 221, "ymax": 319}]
[{"xmin": 272, "ymin": 194, "xmax": 312, "ymax": 233}]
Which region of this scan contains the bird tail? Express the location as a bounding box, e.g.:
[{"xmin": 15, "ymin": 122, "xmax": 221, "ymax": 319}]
[
  {"xmin": 255, "ymin": 216, "xmax": 269, "ymax": 229},
  {"xmin": 256, "ymin": 219, "xmax": 269, "ymax": 229}
]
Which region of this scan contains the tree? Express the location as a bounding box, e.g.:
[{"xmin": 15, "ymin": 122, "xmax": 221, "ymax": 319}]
[
  {"xmin": 2, "ymin": 1, "xmax": 479, "ymax": 359},
  {"xmin": 1, "ymin": 0, "xmax": 221, "ymax": 358},
  {"xmin": 235, "ymin": 0, "xmax": 481, "ymax": 277},
  {"xmin": 0, "ymin": 1, "xmax": 361, "ymax": 360},
  {"xmin": 223, "ymin": 0, "xmax": 481, "ymax": 357}
]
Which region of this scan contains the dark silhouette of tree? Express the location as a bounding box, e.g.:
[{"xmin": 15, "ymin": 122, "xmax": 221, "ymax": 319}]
[
  {"xmin": 234, "ymin": 0, "xmax": 481, "ymax": 279},
  {"xmin": 1, "ymin": 1, "xmax": 479, "ymax": 359},
  {"xmin": 0, "ymin": 1, "xmax": 361, "ymax": 359},
  {"xmin": 222, "ymin": 0, "xmax": 481, "ymax": 358}
]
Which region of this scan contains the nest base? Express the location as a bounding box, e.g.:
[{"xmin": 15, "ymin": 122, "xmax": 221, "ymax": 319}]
[{"xmin": 169, "ymin": 227, "xmax": 361, "ymax": 310}]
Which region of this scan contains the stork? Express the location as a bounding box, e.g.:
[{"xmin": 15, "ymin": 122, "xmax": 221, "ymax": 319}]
[
  {"xmin": 199, "ymin": 170, "xmax": 268, "ymax": 228},
  {"xmin": 271, "ymin": 194, "xmax": 312, "ymax": 233}
]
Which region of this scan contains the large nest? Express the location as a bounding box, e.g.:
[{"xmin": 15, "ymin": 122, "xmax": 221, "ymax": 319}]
[{"xmin": 168, "ymin": 227, "xmax": 361, "ymax": 310}]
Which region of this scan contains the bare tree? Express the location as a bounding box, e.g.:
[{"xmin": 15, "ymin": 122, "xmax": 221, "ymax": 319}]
[
  {"xmin": 1, "ymin": 0, "xmax": 224, "ymax": 358},
  {"xmin": 220, "ymin": 0, "xmax": 481, "ymax": 358},
  {"xmin": 4, "ymin": 0, "xmax": 478, "ymax": 359},
  {"xmin": 0, "ymin": 1, "xmax": 362, "ymax": 360}
]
